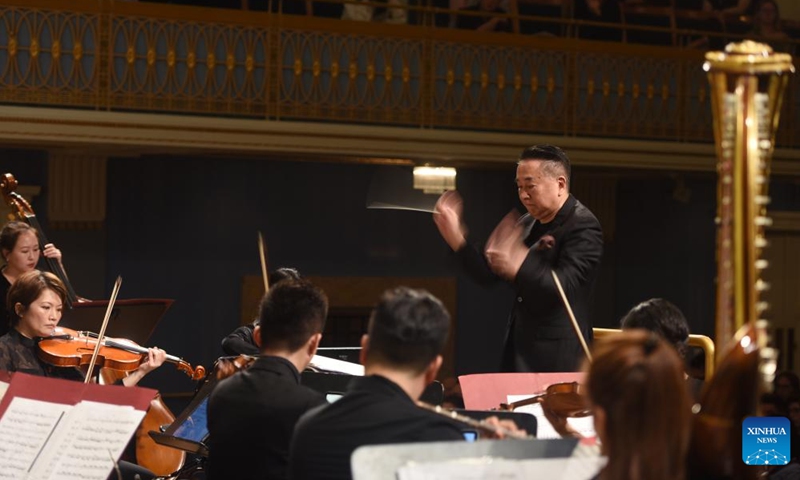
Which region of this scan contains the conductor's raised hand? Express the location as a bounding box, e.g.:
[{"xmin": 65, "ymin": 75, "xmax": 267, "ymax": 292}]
[
  {"xmin": 433, "ymin": 190, "xmax": 467, "ymax": 251},
  {"xmin": 485, "ymin": 211, "xmax": 528, "ymax": 281}
]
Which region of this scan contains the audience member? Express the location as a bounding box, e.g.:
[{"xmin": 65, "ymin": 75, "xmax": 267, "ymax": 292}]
[
  {"xmin": 342, "ymin": 0, "xmax": 408, "ymax": 24},
  {"xmin": 748, "ymin": 0, "xmax": 791, "ymax": 52},
  {"xmin": 774, "ymin": 370, "xmax": 800, "ymax": 406},
  {"xmin": 574, "ymin": 0, "xmax": 622, "ymax": 41},
  {"xmin": 455, "ymin": 0, "xmax": 511, "ymax": 32}
]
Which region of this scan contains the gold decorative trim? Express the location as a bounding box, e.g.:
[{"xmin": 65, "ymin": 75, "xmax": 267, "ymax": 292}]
[{"xmin": 1, "ymin": 105, "xmax": 799, "ymax": 174}]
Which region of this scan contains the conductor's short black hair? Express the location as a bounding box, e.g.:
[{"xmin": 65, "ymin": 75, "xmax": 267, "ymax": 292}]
[{"xmin": 518, "ymin": 144, "xmax": 571, "ymax": 187}]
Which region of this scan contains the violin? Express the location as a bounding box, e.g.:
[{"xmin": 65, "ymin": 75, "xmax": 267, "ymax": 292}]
[
  {"xmin": 498, "ymin": 382, "xmax": 591, "ymax": 438},
  {"xmin": 1, "ymin": 173, "xmax": 79, "ymax": 307},
  {"xmin": 37, "ymin": 326, "xmax": 206, "ymax": 381}
]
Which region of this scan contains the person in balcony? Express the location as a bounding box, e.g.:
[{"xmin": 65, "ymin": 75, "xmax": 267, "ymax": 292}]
[
  {"xmin": 455, "ymin": 0, "xmax": 511, "ymax": 33},
  {"xmin": 709, "ymin": 0, "xmax": 754, "ymax": 17},
  {"xmin": 748, "ymin": 0, "xmax": 792, "ymax": 53},
  {"xmin": 573, "ymin": 0, "xmax": 622, "ymax": 42},
  {"xmin": 341, "ymin": 0, "xmax": 408, "ymax": 24}
]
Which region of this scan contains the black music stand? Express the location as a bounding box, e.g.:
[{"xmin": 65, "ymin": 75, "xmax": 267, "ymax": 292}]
[{"xmin": 61, "ymin": 298, "xmax": 174, "ymax": 345}]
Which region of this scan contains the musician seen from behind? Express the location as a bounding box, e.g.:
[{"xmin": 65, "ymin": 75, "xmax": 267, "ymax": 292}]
[
  {"xmin": 289, "ymin": 287, "xmax": 466, "ymax": 480},
  {"xmin": 0, "ymin": 221, "xmax": 68, "ymax": 337},
  {"xmin": 220, "ymin": 267, "xmax": 303, "ymax": 356},
  {"xmin": 207, "ymin": 279, "xmax": 329, "ymax": 480},
  {"xmin": 619, "ymin": 298, "xmax": 703, "ymax": 399},
  {"xmin": 586, "ymin": 330, "xmax": 692, "ymax": 480},
  {"xmin": 0, "ymin": 270, "xmax": 166, "ymax": 385},
  {"xmin": 433, "ymin": 145, "xmax": 603, "ymax": 372}
]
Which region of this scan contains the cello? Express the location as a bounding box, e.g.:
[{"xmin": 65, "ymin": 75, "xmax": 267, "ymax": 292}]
[{"xmin": 1, "ymin": 173, "xmax": 79, "ymax": 307}]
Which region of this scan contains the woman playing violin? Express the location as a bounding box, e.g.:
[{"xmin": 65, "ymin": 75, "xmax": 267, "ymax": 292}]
[
  {"xmin": 0, "ymin": 222, "xmax": 67, "ymax": 337},
  {"xmin": 0, "ymin": 270, "xmax": 166, "ymax": 386}
]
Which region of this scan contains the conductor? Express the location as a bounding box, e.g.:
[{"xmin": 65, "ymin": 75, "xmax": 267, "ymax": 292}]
[{"xmin": 433, "ymin": 145, "xmax": 603, "ymax": 372}]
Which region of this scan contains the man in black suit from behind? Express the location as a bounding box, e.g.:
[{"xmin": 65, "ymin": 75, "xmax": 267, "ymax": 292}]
[
  {"xmin": 207, "ymin": 279, "xmax": 329, "ymax": 480},
  {"xmin": 288, "ymin": 287, "xmax": 465, "ymax": 480}
]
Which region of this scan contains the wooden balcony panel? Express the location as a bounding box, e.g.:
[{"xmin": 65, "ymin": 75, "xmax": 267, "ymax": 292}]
[{"xmin": 0, "ymin": 0, "xmax": 796, "ymax": 148}]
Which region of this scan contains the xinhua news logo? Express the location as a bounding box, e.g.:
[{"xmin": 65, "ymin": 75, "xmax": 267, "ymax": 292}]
[{"xmin": 742, "ymin": 416, "xmax": 791, "ymax": 466}]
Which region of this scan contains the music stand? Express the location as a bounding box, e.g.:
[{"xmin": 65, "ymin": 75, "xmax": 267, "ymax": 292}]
[
  {"xmin": 148, "ymin": 373, "xmax": 218, "ymax": 457},
  {"xmin": 61, "ymin": 298, "xmax": 174, "ymax": 345}
]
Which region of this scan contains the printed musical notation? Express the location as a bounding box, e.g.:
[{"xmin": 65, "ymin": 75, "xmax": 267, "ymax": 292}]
[
  {"xmin": 0, "ymin": 398, "xmax": 145, "ymax": 480},
  {"xmin": 0, "ymin": 397, "xmax": 69, "ymax": 479}
]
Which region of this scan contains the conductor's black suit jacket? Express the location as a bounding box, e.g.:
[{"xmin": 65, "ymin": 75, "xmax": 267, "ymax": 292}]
[{"xmin": 456, "ymin": 194, "xmax": 603, "ymax": 372}]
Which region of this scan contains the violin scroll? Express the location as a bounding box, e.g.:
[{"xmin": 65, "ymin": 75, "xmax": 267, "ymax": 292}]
[{"xmin": 176, "ymin": 361, "xmax": 206, "ymax": 381}]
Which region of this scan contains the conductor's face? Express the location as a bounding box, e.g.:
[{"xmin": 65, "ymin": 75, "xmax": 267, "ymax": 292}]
[{"xmin": 516, "ymin": 160, "xmax": 566, "ymax": 222}]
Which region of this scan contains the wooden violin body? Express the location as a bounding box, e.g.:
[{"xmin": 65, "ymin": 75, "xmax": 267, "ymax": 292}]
[
  {"xmin": 37, "ymin": 326, "xmax": 206, "ymax": 381},
  {"xmin": 499, "ymin": 381, "xmax": 591, "ymax": 438}
]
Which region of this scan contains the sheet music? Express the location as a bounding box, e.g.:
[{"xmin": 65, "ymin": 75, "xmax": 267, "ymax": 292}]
[
  {"xmin": 0, "ymin": 379, "xmax": 9, "ymax": 403},
  {"xmin": 28, "ymin": 401, "xmax": 145, "ymax": 480},
  {"xmin": 506, "ymin": 395, "xmax": 596, "ymax": 439},
  {"xmin": 0, "ymin": 397, "xmax": 69, "ymax": 479},
  {"xmin": 309, "ymin": 355, "xmax": 365, "ymax": 376},
  {"xmin": 396, "ymin": 456, "xmax": 605, "ymax": 480}
]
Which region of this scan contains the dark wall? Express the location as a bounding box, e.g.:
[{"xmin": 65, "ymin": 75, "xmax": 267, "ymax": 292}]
[
  {"xmin": 614, "ymin": 175, "xmax": 718, "ymax": 337},
  {"xmin": 2, "ymin": 150, "xmax": 107, "ymax": 298},
  {"xmin": 103, "ymin": 156, "xmax": 526, "ymax": 392}
]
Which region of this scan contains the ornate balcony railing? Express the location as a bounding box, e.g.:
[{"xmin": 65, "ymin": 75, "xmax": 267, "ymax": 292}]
[{"xmin": 0, "ymin": 0, "xmax": 797, "ymax": 147}]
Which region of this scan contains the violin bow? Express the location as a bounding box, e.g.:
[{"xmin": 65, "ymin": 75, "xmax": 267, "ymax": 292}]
[
  {"xmin": 550, "ymin": 269, "xmax": 592, "ymax": 362},
  {"xmin": 258, "ymin": 231, "xmax": 269, "ymax": 293},
  {"xmin": 83, "ymin": 276, "xmax": 123, "ymax": 383}
]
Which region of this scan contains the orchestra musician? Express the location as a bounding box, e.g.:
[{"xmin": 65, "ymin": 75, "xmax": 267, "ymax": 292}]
[
  {"xmin": 433, "ymin": 145, "xmax": 603, "ymax": 372},
  {"xmin": 586, "ymin": 330, "xmax": 692, "ymax": 480},
  {"xmin": 0, "ymin": 270, "xmax": 166, "ymax": 480},
  {"xmin": 207, "ymin": 279, "xmax": 329, "ymax": 480},
  {"xmin": 0, "ymin": 221, "xmax": 67, "ymax": 337},
  {"xmin": 289, "ymin": 287, "xmax": 478, "ymax": 480},
  {"xmin": 220, "ymin": 267, "xmax": 303, "ymax": 356},
  {"xmin": 618, "ymin": 298, "xmax": 703, "ymax": 399},
  {"xmin": 0, "ymin": 270, "xmax": 166, "ymax": 386}
]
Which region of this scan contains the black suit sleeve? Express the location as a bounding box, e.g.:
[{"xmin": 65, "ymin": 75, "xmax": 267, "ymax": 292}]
[
  {"xmin": 454, "ymin": 242, "xmax": 502, "ymax": 287},
  {"xmin": 513, "ymin": 210, "xmax": 603, "ymax": 318},
  {"xmin": 220, "ymin": 325, "xmax": 259, "ymax": 356}
]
